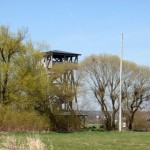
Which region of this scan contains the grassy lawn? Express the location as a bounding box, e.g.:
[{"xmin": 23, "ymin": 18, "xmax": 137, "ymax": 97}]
[{"xmin": 0, "ymin": 131, "xmax": 150, "ymax": 150}]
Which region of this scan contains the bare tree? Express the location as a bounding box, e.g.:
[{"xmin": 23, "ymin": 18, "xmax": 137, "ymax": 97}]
[
  {"xmin": 81, "ymin": 54, "xmax": 150, "ymax": 130},
  {"xmin": 122, "ymin": 65, "xmax": 150, "ymax": 130},
  {"xmin": 81, "ymin": 55, "xmax": 121, "ymax": 130}
]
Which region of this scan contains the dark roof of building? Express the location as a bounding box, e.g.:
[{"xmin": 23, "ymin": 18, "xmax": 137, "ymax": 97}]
[
  {"xmin": 54, "ymin": 111, "xmax": 87, "ymax": 116},
  {"xmin": 43, "ymin": 50, "xmax": 81, "ymax": 57}
]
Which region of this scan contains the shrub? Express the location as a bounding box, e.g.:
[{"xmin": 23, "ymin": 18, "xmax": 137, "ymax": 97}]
[
  {"xmin": 132, "ymin": 111, "xmax": 149, "ymax": 131},
  {"xmin": 55, "ymin": 114, "xmax": 81, "ymax": 131},
  {"xmin": 0, "ymin": 106, "xmax": 51, "ymax": 132}
]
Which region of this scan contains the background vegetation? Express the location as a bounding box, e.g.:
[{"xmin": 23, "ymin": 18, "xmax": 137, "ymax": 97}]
[{"xmin": 0, "ymin": 25, "xmax": 150, "ymax": 132}]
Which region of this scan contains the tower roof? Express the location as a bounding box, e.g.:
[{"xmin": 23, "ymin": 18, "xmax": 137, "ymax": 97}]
[{"xmin": 43, "ymin": 50, "xmax": 81, "ymax": 57}]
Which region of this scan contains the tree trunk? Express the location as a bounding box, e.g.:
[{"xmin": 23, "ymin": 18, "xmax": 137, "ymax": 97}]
[
  {"xmin": 128, "ymin": 121, "xmax": 133, "ymax": 130},
  {"xmin": 48, "ymin": 109, "xmax": 59, "ymax": 130},
  {"xmin": 111, "ymin": 104, "xmax": 116, "ymax": 130},
  {"xmin": 128, "ymin": 113, "xmax": 134, "ymax": 130},
  {"xmin": 2, "ymin": 72, "xmax": 8, "ymax": 104},
  {"xmin": 101, "ymin": 104, "xmax": 112, "ymax": 130},
  {"xmin": 111, "ymin": 112, "xmax": 116, "ymax": 130},
  {"xmin": 105, "ymin": 117, "xmax": 112, "ymax": 131}
]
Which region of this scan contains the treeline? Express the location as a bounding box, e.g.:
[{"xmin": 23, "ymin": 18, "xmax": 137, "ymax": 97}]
[
  {"xmin": 80, "ymin": 55, "xmax": 150, "ymax": 130},
  {"xmin": 0, "ymin": 25, "xmax": 150, "ymax": 132}
]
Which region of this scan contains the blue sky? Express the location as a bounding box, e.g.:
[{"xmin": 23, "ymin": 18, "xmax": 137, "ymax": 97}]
[{"xmin": 1, "ymin": 0, "xmax": 150, "ymax": 65}]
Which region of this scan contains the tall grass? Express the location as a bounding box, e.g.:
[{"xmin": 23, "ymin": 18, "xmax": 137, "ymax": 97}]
[{"xmin": 0, "ymin": 136, "xmax": 50, "ymax": 150}]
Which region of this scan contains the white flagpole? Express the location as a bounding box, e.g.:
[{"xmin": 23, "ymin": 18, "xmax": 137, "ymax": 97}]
[{"xmin": 119, "ymin": 33, "xmax": 123, "ymax": 131}]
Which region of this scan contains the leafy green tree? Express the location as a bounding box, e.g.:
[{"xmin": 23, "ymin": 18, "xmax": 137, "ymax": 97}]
[
  {"xmin": 0, "ymin": 25, "xmax": 28, "ymax": 104},
  {"xmin": 0, "ymin": 26, "xmax": 45, "ymax": 109}
]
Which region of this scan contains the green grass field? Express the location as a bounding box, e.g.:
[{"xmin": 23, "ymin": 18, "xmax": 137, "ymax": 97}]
[{"xmin": 0, "ymin": 131, "xmax": 150, "ymax": 150}]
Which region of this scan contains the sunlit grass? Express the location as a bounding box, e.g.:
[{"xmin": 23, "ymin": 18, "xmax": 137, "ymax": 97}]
[{"xmin": 0, "ymin": 131, "xmax": 150, "ymax": 150}]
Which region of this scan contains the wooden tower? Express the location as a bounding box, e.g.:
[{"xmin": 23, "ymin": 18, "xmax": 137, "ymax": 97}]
[{"xmin": 41, "ymin": 50, "xmax": 81, "ymax": 113}]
